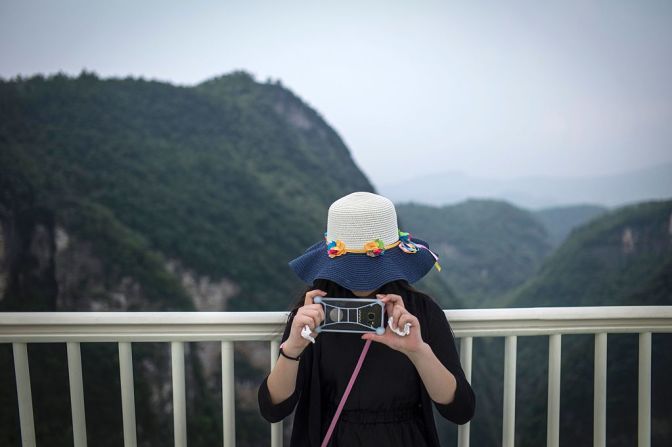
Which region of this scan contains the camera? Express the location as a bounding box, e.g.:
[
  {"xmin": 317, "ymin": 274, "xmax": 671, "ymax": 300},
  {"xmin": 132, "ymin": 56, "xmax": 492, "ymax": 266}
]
[{"xmin": 313, "ymin": 296, "xmax": 386, "ymax": 334}]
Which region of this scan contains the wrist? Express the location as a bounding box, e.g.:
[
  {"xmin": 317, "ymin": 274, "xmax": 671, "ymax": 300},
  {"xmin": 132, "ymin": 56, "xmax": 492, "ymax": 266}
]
[
  {"xmin": 405, "ymin": 341, "xmax": 431, "ymax": 362},
  {"xmin": 281, "ymin": 340, "xmax": 305, "ymax": 358}
]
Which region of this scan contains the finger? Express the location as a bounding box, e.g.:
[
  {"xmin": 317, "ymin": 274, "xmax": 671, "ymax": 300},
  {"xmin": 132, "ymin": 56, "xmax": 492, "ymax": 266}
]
[
  {"xmin": 378, "ymin": 295, "xmax": 395, "ymax": 319},
  {"xmin": 360, "ymin": 332, "xmax": 388, "ymax": 345},
  {"xmin": 304, "ymin": 289, "xmax": 327, "ymax": 306},
  {"xmin": 397, "ymin": 314, "xmax": 417, "ymax": 330},
  {"xmin": 378, "ymin": 294, "xmax": 404, "ymax": 308},
  {"xmin": 378, "ymin": 294, "xmax": 405, "ymax": 318},
  {"xmin": 303, "ymin": 304, "xmax": 326, "ymax": 325},
  {"xmin": 300, "ymin": 308, "xmax": 323, "ymax": 328},
  {"xmin": 295, "ymin": 315, "xmax": 316, "ymax": 331},
  {"xmin": 392, "ymin": 307, "xmax": 406, "ymax": 329}
]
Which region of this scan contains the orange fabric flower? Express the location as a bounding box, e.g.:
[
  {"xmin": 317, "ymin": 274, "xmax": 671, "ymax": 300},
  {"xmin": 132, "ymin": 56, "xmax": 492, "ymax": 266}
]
[
  {"xmin": 364, "ymin": 239, "xmax": 385, "ymax": 257},
  {"xmin": 327, "ymin": 239, "xmax": 346, "ymax": 258}
]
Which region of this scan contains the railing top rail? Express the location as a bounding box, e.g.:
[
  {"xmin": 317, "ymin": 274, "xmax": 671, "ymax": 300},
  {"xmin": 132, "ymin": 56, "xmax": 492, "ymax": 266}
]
[{"xmin": 1, "ymin": 306, "xmax": 671, "ymax": 342}]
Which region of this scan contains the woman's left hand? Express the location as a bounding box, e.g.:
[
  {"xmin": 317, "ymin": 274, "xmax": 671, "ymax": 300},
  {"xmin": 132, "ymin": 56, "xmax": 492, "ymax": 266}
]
[{"xmin": 361, "ymin": 293, "xmax": 425, "ymax": 356}]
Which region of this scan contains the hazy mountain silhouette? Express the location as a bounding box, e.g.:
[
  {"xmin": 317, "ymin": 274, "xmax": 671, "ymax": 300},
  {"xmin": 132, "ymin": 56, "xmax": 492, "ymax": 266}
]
[{"xmin": 380, "ymin": 162, "xmax": 672, "ymax": 210}]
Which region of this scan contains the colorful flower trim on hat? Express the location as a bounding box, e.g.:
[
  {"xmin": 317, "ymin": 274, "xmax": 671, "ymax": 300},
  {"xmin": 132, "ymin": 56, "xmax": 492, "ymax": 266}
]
[
  {"xmin": 323, "ymin": 230, "xmax": 436, "ymax": 260},
  {"xmin": 324, "ymin": 232, "xmax": 399, "ymax": 258},
  {"xmin": 326, "ymin": 239, "xmax": 346, "ymax": 257},
  {"xmin": 398, "ymin": 231, "xmax": 419, "ymax": 253},
  {"xmin": 364, "ymin": 239, "xmax": 386, "ymax": 257}
]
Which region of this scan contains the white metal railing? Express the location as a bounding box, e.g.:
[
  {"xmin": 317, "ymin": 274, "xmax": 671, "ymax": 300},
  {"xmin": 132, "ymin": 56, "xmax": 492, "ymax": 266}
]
[{"xmin": 1, "ymin": 306, "xmax": 671, "ymax": 447}]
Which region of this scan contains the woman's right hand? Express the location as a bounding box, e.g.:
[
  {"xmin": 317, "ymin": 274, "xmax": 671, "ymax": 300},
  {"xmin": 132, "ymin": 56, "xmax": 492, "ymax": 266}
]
[{"xmin": 283, "ymin": 289, "xmax": 327, "ymax": 357}]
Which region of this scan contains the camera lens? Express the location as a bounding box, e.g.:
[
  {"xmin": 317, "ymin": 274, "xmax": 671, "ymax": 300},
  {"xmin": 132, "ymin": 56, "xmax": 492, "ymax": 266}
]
[
  {"xmin": 367, "ymin": 312, "xmax": 375, "ymax": 321},
  {"xmin": 329, "ymin": 308, "xmax": 344, "ymax": 322}
]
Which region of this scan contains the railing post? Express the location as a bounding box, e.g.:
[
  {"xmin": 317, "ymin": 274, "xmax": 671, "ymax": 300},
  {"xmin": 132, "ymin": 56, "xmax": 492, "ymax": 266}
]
[
  {"xmin": 503, "ymin": 336, "xmax": 517, "ymax": 447},
  {"xmin": 270, "ymin": 339, "xmax": 282, "ymax": 447},
  {"xmin": 594, "ymin": 333, "xmax": 607, "ymax": 447},
  {"xmin": 222, "ymin": 341, "xmax": 236, "ymax": 447},
  {"xmin": 547, "ymin": 334, "xmax": 561, "ymax": 447},
  {"xmin": 171, "ymin": 342, "xmax": 187, "ymax": 447},
  {"xmin": 458, "ymin": 337, "xmax": 473, "ymax": 447},
  {"xmin": 12, "ymin": 343, "xmax": 36, "ymax": 447},
  {"xmin": 638, "ymin": 332, "xmax": 651, "ymax": 447},
  {"xmin": 119, "ymin": 342, "xmax": 138, "ymax": 447},
  {"xmin": 67, "ymin": 342, "xmax": 88, "ymax": 447}
]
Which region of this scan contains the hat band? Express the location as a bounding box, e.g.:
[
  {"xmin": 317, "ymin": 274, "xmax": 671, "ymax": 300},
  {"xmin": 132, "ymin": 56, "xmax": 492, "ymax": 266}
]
[
  {"xmin": 324, "ymin": 230, "xmax": 442, "ymax": 271},
  {"xmin": 324, "ymin": 232, "xmax": 400, "ymax": 258},
  {"xmin": 325, "ymin": 230, "xmax": 422, "ymax": 256},
  {"xmin": 339, "ymin": 240, "xmax": 402, "ymax": 254}
]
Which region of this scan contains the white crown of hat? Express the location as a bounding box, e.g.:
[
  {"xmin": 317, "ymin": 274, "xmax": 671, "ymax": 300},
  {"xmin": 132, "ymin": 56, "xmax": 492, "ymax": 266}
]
[{"xmin": 325, "ymin": 192, "xmax": 399, "ymax": 248}]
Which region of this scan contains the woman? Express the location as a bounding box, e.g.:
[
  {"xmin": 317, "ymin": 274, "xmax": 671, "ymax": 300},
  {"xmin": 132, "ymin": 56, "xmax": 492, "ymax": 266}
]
[{"xmin": 258, "ymin": 192, "xmax": 475, "ymax": 446}]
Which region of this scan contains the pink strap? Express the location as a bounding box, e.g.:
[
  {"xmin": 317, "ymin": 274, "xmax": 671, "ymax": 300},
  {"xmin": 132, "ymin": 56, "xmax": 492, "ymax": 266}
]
[{"xmin": 321, "ymin": 339, "xmax": 373, "ymax": 447}]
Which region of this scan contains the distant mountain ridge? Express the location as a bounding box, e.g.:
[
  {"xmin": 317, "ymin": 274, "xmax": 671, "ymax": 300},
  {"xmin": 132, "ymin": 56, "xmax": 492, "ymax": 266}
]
[
  {"xmin": 532, "ymin": 203, "xmax": 608, "ymax": 247},
  {"xmin": 380, "ymin": 162, "xmax": 672, "ymax": 210}
]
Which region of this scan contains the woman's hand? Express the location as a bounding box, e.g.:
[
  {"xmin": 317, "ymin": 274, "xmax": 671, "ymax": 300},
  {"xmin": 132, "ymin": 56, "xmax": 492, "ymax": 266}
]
[
  {"xmin": 361, "ymin": 293, "xmax": 426, "ymax": 356},
  {"xmin": 283, "ymin": 289, "xmax": 326, "ymax": 357}
]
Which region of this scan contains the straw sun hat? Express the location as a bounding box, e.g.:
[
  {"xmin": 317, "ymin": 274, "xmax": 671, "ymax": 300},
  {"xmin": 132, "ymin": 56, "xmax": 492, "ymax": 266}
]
[{"xmin": 288, "ymin": 191, "xmax": 441, "ymax": 291}]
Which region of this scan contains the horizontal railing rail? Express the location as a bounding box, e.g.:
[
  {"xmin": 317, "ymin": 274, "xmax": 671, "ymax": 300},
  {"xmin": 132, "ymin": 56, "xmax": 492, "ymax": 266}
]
[
  {"xmin": 2, "ymin": 306, "xmax": 671, "ymax": 342},
  {"xmin": 1, "ymin": 306, "xmax": 671, "ymax": 447}
]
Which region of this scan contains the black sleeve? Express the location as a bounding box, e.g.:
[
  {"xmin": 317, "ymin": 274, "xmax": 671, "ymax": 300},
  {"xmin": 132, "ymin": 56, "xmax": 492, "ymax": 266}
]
[
  {"xmin": 425, "ymin": 298, "xmax": 476, "ymax": 425},
  {"xmin": 257, "ymin": 310, "xmax": 307, "ymax": 423}
]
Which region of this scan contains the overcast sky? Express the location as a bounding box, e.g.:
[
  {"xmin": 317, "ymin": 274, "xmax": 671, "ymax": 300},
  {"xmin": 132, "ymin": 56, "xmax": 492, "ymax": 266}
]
[{"xmin": 1, "ymin": 0, "xmax": 671, "ymax": 188}]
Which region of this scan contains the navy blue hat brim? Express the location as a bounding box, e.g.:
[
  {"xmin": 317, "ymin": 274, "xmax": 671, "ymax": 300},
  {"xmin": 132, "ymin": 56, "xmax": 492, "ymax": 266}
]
[{"xmin": 288, "ymin": 238, "xmax": 437, "ymax": 291}]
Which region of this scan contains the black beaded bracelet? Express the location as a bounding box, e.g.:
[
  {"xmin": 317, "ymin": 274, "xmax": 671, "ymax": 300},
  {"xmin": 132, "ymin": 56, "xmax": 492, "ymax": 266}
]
[{"xmin": 279, "ymin": 342, "xmax": 301, "ymax": 361}]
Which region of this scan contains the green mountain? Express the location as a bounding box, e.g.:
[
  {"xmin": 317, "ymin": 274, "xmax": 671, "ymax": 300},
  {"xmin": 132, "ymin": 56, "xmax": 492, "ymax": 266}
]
[
  {"xmin": 0, "ymin": 70, "xmax": 374, "ymax": 313},
  {"xmin": 504, "ymin": 199, "xmax": 672, "ymax": 307},
  {"xmin": 396, "ymin": 199, "xmax": 553, "ymax": 306},
  {"xmin": 401, "ymin": 198, "xmax": 672, "ymax": 445},
  {"xmin": 532, "ymin": 204, "xmax": 609, "ymax": 248},
  {"xmin": 0, "ymin": 71, "xmax": 380, "ymax": 447},
  {"xmin": 467, "ymin": 199, "xmax": 672, "ymax": 447}
]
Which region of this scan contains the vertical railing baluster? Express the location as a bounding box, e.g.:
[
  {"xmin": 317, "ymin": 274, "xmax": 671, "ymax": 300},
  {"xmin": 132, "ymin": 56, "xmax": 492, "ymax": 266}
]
[
  {"xmin": 547, "ymin": 334, "xmax": 561, "ymax": 447},
  {"xmin": 638, "ymin": 332, "xmax": 651, "ymax": 447},
  {"xmin": 12, "ymin": 343, "xmax": 36, "ymax": 447},
  {"xmin": 119, "ymin": 342, "xmax": 138, "ymax": 447},
  {"xmin": 270, "ymin": 339, "xmax": 282, "ymax": 447},
  {"xmin": 171, "ymin": 342, "xmax": 187, "ymax": 447},
  {"xmin": 594, "ymin": 333, "xmax": 607, "ymax": 447},
  {"xmin": 458, "ymin": 337, "xmax": 473, "ymax": 447},
  {"xmin": 503, "ymin": 336, "xmax": 517, "ymax": 447},
  {"xmin": 221, "ymin": 341, "xmax": 236, "ymax": 447},
  {"xmin": 67, "ymin": 342, "xmax": 88, "ymax": 447}
]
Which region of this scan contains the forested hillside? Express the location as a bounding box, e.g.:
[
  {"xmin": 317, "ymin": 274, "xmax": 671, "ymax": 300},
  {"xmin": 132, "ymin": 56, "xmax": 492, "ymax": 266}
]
[
  {"xmin": 0, "ymin": 70, "xmax": 375, "ymax": 313},
  {"xmin": 0, "ymin": 71, "xmax": 381, "ymax": 447},
  {"xmin": 504, "ymin": 200, "xmax": 672, "ymax": 308},
  {"xmin": 468, "ymin": 200, "xmax": 672, "ymax": 447},
  {"xmin": 532, "ymin": 204, "xmax": 608, "ymax": 247},
  {"xmin": 399, "ymin": 198, "xmax": 671, "ymax": 446},
  {"xmin": 397, "ymin": 199, "xmax": 553, "ymax": 306}
]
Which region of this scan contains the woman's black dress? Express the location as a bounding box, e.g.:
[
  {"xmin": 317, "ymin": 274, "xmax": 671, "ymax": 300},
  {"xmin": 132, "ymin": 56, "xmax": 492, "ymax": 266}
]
[{"xmin": 258, "ymin": 293, "xmax": 475, "ymax": 447}]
